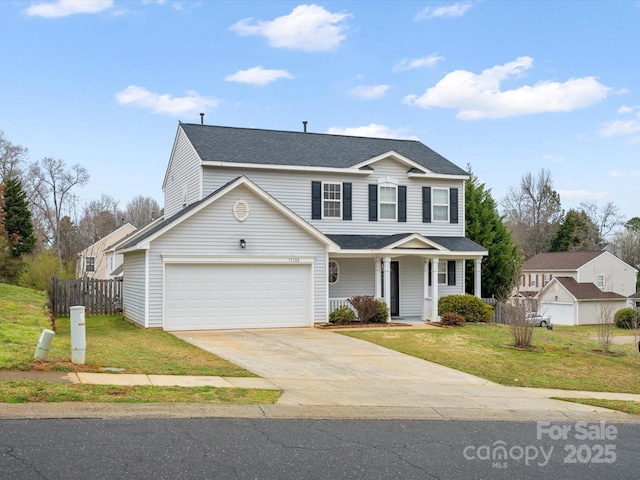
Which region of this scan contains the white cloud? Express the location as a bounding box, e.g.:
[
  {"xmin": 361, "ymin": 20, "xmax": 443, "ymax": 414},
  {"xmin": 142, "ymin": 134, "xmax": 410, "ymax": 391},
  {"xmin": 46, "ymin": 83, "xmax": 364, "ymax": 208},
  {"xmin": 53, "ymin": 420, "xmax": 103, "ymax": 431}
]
[
  {"xmin": 327, "ymin": 124, "xmax": 418, "ymax": 140},
  {"xmin": 393, "ymin": 54, "xmax": 445, "ymax": 72},
  {"xmin": 599, "ymin": 119, "xmax": 640, "ymax": 138},
  {"xmin": 115, "ymin": 85, "xmax": 218, "ymax": 116},
  {"xmin": 230, "ymin": 4, "xmax": 351, "ymax": 52},
  {"xmin": 25, "ymin": 0, "xmax": 113, "ymax": 18},
  {"xmin": 617, "ymin": 105, "xmax": 638, "ymax": 114},
  {"xmin": 404, "ymin": 57, "xmax": 610, "ymax": 120},
  {"xmin": 610, "ymin": 169, "xmax": 640, "ymax": 178},
  {"xmin": 225, "ymin": 66, "xmax": 293, "ymax": 86},
  {"xmin": 349, "ymin": 85, "xmax": 390, "ymax": 99},
  {"xmin": 415, "ymin": 2, "xmax": 472, "ymax": 21},
  {"xmin": 557, "ymin": 189, "xmax": 608, "ymax": 200}
]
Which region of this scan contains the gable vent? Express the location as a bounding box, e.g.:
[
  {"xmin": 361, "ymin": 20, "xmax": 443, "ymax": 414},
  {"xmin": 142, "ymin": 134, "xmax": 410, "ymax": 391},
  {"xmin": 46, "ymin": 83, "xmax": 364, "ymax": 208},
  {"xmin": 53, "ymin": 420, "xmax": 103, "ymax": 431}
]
[{"xmin": 233, "ymin": 200, "xmax": 250, "ymax": 222}]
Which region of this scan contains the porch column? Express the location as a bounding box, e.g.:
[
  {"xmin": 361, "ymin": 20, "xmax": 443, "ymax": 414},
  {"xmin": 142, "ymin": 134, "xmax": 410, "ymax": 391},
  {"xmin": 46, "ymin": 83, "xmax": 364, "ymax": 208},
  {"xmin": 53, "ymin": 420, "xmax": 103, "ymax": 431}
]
[
  {"xmin": 383, "ymin": 256, "xmax": 391, "ymax": 319},
  {"xmin": 474, "ymin": 258, "xmax": 482, "ymax": 298},
  {"xmin": 374, "ymin": 258, "xmax": 382, "ymax": 299},
  {"xmin": 422, "ymin": 259, "xmax": 429, "ymax": 321},
  {"xmin": 431, "ymin": 258, "xmax": 439, "ymax": 322}
]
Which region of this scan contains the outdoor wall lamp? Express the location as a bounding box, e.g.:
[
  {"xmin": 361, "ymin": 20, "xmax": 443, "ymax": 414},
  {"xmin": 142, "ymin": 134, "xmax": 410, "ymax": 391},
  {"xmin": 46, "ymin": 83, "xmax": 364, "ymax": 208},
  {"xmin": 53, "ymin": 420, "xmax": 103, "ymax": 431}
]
[{"xmin": 239, "ymin": 239, "xmax": 246, "ymax": 249}]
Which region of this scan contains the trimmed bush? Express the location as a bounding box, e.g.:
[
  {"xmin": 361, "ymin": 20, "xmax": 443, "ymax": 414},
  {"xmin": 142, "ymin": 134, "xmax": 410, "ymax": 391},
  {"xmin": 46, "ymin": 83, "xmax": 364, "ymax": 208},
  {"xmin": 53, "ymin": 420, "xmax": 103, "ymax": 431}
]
[
  {"xmin": 329, "ymin": 306, "xmax": 357, "ymax": 324},
  {"xmin": 371, "ymin": 300, "xmax": 389, "ymax": 323},
  {"xmin": 440, "ymin": 312, "xmax": 465, "ymax": 327},
  {"xmin": 348, "ymin": 295, "xmax": 378, "ymax": 323},
  {"xmin": 614, "ymin": 308, "xmax": 640, "ymax": 329},
  {"xmin": 438, "ymin": 294, "xmax": 493, "ymax": 323}
]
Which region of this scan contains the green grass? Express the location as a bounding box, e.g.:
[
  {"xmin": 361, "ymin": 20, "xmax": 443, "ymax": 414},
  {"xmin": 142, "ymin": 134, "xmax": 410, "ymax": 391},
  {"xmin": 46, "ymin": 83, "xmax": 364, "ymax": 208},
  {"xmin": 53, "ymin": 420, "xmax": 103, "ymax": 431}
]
[
  {"xmin": 341, "ymin": 323, "xmax": 640, "ymax": 393},
  {"xmin": 0, "ymin": 283, "xmax": 280, "ymax": 404},
  {"xmin": 0, "ymin": 381, "xmax": 280, "ymax": 404},
  {"xmin": 555, "ymin": 398, "xmax": 640, "ymax": 415}
]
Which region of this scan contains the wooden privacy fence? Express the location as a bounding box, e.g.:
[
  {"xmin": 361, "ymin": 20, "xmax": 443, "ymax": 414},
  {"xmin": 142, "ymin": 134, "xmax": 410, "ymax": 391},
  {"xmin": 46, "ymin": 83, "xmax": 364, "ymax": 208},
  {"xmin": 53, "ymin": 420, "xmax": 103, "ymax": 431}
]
[{"xmin": 49, "ymin": 276, "xmax": 122, "ymax": 317}]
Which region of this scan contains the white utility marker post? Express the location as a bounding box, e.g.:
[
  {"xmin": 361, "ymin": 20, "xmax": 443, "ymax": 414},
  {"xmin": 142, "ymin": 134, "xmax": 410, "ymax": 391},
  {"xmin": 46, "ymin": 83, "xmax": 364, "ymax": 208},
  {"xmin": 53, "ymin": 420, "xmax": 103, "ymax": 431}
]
[
  {"xmin": 70, "ymin": 306, "xmax": 86, "ymax": 364},
  {"xmin": 34, "ymin": 329, "xmax": 55, "ymax": 360}
]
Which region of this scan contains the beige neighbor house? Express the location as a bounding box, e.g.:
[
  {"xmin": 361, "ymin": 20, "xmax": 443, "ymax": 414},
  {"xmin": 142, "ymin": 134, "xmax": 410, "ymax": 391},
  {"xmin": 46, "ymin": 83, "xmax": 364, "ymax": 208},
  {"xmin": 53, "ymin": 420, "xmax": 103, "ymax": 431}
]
[
  {"xmin": 77, "ymin": 223, "xmax": 137, "ymax": 279},
  {"xmin": 116, "ymin": 123, "xmax": 488, "ymax": 331},
  {"xmin": 520, "ymin": 251, "xmax": 638, "ymax": 326}
]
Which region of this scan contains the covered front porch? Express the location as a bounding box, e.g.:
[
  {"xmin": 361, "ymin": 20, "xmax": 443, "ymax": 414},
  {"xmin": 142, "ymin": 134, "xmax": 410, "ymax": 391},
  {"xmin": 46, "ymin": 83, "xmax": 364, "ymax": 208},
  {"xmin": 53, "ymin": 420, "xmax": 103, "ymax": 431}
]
[{"xmin": 326, "ymin": 233, "xmax": 488, "ymax": 322}]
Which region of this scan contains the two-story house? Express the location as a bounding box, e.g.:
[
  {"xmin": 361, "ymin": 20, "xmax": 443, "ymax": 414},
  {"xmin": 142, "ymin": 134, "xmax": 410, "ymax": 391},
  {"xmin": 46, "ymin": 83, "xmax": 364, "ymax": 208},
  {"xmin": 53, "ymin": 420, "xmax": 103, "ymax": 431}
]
[
  {"xmin": 116, "ymin": 123, "xmax": 487, "ymax": 331},
  {"xmin": 77, "ymin": 222, "xmax": 137, "ymax": 279},
  {"xmin": 520, "ymin": 251, "xmax": 637, "ymax": 325}
]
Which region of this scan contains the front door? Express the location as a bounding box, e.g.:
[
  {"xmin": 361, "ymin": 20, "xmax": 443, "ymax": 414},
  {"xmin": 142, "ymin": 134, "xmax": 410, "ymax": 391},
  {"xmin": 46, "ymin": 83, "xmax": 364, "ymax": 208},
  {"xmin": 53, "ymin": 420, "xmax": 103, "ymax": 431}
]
[{"xmin": 390, "ymin": 261, "xmax": 400, "ymax": 317}]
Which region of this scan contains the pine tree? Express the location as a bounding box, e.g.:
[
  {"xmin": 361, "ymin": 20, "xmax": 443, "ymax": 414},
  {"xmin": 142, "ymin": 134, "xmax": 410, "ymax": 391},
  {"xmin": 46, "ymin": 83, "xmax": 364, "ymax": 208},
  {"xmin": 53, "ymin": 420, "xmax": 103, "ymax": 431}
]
[
  {"xmin": 2, "ymin": 177, "xmax": 36, "ymax": 257},
  {"xmin": 465, "ymin": 167, "xmax": 521, "ymax": 299},
  {"xmin": 549, "ymin": 209, "xmax": 600, "ymax": 252}
]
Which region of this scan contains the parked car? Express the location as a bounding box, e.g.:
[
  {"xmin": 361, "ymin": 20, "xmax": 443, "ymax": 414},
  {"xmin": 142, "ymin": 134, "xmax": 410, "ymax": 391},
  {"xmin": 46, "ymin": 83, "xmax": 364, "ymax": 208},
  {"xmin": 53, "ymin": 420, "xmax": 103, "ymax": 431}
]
[{"xmin": 526, "ymin": 312, "xmax": 552, "ymax": 327}]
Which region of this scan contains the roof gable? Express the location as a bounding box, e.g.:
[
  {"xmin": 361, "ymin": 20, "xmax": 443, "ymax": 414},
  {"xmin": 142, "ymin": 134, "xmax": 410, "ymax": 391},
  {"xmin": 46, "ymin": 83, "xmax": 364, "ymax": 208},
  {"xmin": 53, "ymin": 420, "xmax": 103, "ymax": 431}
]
[
  {"xmin": 541, "ymin": 276, "xmax": 626, "ymax": 301},
  {"xmin": 179, "ymin": 123, "xmax": 467, "ymax": 175},
  {"xmin": 523, "ymin": 251, "xmax": 605, "ymax": 271},
  {"xmin": 326, "ymin": 233, "xmax": 487, "ymax": 254}
]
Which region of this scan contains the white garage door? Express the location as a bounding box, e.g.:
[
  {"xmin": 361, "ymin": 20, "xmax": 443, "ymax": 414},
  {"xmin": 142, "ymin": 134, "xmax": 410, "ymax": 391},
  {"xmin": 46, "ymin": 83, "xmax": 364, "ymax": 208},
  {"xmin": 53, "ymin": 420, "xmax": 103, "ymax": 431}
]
[
  {"xmin": 541, "ymin": 303, "xmax": 574, "ymax": 326},
  {"xmin": 164, "ymin": 263, "xmax": 312, "ymax": 331}
]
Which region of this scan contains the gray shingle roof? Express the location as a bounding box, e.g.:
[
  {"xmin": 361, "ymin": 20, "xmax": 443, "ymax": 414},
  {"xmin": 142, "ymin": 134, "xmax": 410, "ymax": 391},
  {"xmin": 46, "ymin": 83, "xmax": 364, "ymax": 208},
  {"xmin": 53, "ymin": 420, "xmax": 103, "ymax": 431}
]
[
  {"xmin": 555, "ymin": 277, "xmax": 626, "ymax": 300},
  {"xmin": 327, "ymin": 234, "xmax": 487, "ymax": 252},
  {"xmin": 523, "ymin": 251, "xmax": 604, "ymax": 270},
  {"xmin": 180, "ymin": 123, "xmax": 468, "ymax": 175}
]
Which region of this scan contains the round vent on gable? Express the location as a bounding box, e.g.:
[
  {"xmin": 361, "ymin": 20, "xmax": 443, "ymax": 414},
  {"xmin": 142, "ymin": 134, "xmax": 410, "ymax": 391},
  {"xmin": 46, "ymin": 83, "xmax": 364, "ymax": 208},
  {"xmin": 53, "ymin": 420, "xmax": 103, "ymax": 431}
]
[{"xmin": 233, "ymin": 200, "xmax": 250, "ymax": 222}]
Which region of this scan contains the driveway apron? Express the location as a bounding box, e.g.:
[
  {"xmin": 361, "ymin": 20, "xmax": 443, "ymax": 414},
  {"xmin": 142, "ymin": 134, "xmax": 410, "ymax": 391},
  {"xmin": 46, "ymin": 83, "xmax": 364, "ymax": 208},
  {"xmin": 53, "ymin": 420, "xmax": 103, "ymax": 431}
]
[{"xmin": 172, "ymin": 328, "xmax": 618, "ymax": 416}]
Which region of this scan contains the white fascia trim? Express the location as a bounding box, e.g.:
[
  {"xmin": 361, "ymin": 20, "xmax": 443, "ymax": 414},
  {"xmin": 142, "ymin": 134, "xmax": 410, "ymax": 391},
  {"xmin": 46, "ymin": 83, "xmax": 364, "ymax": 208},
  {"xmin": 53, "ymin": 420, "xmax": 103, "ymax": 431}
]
[
  {"xmin": 161, "ymin": 254, "xmax": 315, "ymax": 264},
  {"xmin": 350, "ymin": 150, "xmax": 430, "ymax": 173},
  {"xmin": 329, "ymin": 249, "xmax": 486, "ymax": 258},
  {"xmin": 407, "ymin": 172, "xmax": 469, "ymax": 180},
  {"xmin": 162, "ymin": 125, "xmax": 188, "ymax": 190},
  {"xmin": 201, "ymin": 160, "xmax": 369, "ymax": 176},
  {"xmin": 386, "ymin": 233, "xmax": 444, "ymax": 250}
]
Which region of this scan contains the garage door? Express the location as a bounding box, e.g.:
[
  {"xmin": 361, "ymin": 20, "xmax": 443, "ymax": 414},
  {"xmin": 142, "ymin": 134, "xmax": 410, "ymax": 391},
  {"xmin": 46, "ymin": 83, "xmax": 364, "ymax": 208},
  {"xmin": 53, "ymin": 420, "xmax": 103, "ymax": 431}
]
[
  {"xmin": 541, "ymin": 303, "xmax": 574, "ymax": 326},
  {"xmin": 164, "ymin": 263, "xmax": 312, "ymax": 331}
]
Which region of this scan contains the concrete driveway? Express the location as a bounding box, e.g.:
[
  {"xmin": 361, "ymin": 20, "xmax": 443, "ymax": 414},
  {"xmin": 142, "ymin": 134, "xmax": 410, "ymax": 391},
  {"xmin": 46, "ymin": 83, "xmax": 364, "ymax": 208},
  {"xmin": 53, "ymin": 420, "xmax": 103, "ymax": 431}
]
[{"xmin": 172, "ymin": 327, "xmax": 629, "ymax": 420}]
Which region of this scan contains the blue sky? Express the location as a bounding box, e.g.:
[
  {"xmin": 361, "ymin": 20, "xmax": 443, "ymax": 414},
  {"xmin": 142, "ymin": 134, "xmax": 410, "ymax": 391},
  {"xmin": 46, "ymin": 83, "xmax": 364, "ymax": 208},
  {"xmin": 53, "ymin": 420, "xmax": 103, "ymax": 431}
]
[{"xmin": 1, "ymin": 0, "xmax": 639, "ymax": 221}]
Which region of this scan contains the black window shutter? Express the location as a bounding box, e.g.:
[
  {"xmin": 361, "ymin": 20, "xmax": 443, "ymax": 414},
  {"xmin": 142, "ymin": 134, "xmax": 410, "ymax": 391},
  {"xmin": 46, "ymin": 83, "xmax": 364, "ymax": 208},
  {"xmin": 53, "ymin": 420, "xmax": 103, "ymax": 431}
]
[
  {"xmin": 448, "ymin": 260, "xmax": 456, "ymax": 286},
  {"xmin": 368, "ymin": 184, "xmax": 378, "ymax": 221},
  {"xmin": 428, "ymin": 261, "xmax": 432, "ymax": 287},
  {"xmin": 342, "ymin": 183, "xmax": 352, "ymax": 220},
  {"xmin": 450, "ymin": 188, "xmax": 459, "ymax": 224},
  {"xmin": 398, "ymin": 185, "xmax": 407, "ymax": 222},
  {"xmin": 311, "ymin": 181, "xmax": 322, "ymax": 219},
  {"xmin": 422, "ymin": 187, "xmax": 431, "ymax": 223}
]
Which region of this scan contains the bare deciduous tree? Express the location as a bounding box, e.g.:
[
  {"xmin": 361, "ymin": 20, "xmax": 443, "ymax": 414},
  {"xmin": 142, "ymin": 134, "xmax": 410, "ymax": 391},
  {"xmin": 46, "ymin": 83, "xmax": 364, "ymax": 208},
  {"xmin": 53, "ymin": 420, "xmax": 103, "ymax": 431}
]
[
  {"xmin": 502, "ymin": 169, "xmax": 563, "ymax": 259},
  {"xmin": 0, "ymin": 130, "xmax": 29, "ymax": 183},
  {"xmin": 125, "ymin": 195, "xmax": 161, "ymax": 228},
  {"xmin": 596, "ymin": 298, "xmax": 616, "ymax": 354},
  {"xmin": 579, "ymin": 200, "xmax": 626, "ymax": 244},
  {"xmin": 25, "ymin": 157, "xmax": 89, "ymax": 261}
]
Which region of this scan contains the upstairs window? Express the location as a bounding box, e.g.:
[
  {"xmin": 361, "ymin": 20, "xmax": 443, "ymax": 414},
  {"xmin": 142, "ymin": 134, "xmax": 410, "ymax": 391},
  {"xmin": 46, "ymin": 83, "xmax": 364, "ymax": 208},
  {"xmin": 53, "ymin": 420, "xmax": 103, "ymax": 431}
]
[
  {"xmin": 596, "ymin": 274, "xmax": 604, "ymax": 289},
  {"xmin": 379, "ymin": 185, "xmax": 397, "ymax": 220},
  {"xmin": 432, "ymin": 188, "xmax": 449, "ymax": 222},
  {"xmin": 85, "ymin": 256, "xmax": 95, "ymax": 273},
  {"xmin": 323, "ymin": 183, "xmax": 341, "ymax": 218}
]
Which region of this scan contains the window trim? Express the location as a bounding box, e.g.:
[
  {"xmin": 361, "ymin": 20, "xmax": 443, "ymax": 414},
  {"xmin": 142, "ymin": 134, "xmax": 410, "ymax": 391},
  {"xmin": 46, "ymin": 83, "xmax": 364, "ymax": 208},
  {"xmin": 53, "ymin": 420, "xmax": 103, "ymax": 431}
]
[
  {"xmin": 596, "ymin": 274, "xmax": 604, "ymax": 289},
  {"xmin": 432, "ymin": 187, "xmax": 450, "ymax": 223},
  {"xmin": 322, "ymin": 182, "xmax": 342, "ymax": 219},
  {"xmin": 378, "ymin": 184, "xmax": 398, "ymax": 221},
  {"xmin": 328, "ymin": 260, "xmax": 339, "ymax": 284}
]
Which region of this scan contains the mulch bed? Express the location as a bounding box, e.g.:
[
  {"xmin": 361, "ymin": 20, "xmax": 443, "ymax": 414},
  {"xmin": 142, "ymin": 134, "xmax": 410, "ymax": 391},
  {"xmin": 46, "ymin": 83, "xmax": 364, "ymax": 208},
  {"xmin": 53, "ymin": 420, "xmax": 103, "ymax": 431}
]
[{"xmin": 315, "ymin": 322, "xmax": 436, "ymax": 330}]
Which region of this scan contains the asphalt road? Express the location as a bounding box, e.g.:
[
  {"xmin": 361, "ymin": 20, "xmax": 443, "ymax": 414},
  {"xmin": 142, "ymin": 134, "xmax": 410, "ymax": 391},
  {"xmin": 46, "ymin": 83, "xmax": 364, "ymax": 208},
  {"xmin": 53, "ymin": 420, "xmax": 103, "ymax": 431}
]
[{"xmin": 1, "ymin": 418, "xmax": 637, "ymax": 479}]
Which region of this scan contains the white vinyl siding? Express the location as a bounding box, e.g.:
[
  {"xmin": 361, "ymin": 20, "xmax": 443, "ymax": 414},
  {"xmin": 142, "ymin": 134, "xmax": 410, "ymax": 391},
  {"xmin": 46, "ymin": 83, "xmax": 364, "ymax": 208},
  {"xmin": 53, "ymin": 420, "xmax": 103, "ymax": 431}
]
[
  {"xmin": 202, "ymin": 159, "xmax": 465, "ymax": 236},
  {"xmin": 145, "ymin": 185, "xmax": 327, "ymax": 328},
  {"xmin": 122, "ymin": 250, "xmax": 146, "ymax": 327},
  {"xmin": 163, "ymin": 128, "xmax": 202, "ymax": 217}
]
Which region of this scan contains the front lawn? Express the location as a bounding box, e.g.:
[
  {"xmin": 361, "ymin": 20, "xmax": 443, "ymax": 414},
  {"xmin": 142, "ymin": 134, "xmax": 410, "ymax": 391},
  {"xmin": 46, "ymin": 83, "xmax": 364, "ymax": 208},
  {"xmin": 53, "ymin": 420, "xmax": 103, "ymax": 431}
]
[{"xmin": 341, "ymin": 323, "xmax": 640, "ymax": 393}]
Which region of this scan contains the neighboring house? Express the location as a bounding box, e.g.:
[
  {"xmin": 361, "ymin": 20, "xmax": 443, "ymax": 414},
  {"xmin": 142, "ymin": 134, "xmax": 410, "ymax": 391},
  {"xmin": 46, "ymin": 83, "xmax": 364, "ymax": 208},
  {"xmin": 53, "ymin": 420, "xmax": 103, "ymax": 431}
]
[
  {"xmin": 77, "ymin": 223, "xmax": 137, "ymax": 279},
  {"xmin": 520, "ymin": 251, "xmax": 638, "ymax": 298},
  {"xmin": 116, "ymin": 123, "xmax": 488, "ymax": 331},
  {"xmin": 536, "ymin": 277, "xmax": 628, "ymax": 326},
  {"xmin": 629, "ymin": 291, "xmax": 640, "ymax": 310}
]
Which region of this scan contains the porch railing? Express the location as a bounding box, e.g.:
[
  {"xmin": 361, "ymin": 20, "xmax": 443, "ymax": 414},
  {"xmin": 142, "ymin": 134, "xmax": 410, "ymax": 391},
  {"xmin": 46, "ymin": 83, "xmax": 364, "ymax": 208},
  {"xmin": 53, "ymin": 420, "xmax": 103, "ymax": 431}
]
[{"xmin": 329, "ymin": 297, "xmax": 355, "ymax": 314}]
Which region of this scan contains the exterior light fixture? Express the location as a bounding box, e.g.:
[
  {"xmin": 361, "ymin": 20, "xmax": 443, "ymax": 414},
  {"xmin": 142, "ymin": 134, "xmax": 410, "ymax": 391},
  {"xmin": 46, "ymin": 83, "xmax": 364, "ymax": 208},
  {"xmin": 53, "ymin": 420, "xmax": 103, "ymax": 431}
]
[{"xmin": 240, "ymin": 239, "xmax": 246, "ymax": 249}]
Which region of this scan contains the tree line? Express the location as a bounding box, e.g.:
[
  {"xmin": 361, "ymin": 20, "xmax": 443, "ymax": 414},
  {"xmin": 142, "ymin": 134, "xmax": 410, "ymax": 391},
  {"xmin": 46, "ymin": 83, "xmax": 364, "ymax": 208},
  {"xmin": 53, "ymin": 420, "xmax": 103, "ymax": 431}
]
[{"xmin": 0, "ymin": 130, "xmax": 161, "ymax": 289}]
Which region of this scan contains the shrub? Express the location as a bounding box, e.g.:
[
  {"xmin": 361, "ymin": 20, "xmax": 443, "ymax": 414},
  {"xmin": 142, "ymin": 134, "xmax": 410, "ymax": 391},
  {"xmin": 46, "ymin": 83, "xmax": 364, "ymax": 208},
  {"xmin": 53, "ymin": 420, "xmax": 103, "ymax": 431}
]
[
  {"xmin": 371, "ymin": 300, "xmax": 389, "ymax": 323},
  {"xmin": 614, "ymin": 308, "xmax": 640, "ymax": 329},
  {"xmin": 438, "ymin": 294, "xmax": 493, "ymax": 323},
  {"xmin": 348, "ymin": 295, "xmax": 378, "ymax": 323},
  {"xmin": 329, "ymin": 306, "xmax": 357, "ymax": 324},
  {"xmin": 440, "ymin": 312, "xmax": 465, "ymax": 327}
]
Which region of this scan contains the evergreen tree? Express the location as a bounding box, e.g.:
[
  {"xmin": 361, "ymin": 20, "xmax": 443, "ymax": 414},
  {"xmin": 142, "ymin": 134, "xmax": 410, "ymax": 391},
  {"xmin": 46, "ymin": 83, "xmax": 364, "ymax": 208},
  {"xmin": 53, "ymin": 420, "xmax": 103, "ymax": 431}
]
[
  {"xmin": 1, "ymin": 177, "xmax": 36, "ymax": 257},
  {"xmin": 549, "ymin": 209, "xmax": 600, "ymax": 252},
  {"xmin": 465, "ymin": 167, "xmax": 521, "ymax": 299}
]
